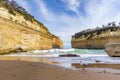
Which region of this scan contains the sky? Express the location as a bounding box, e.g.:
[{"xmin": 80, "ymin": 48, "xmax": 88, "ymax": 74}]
[{"xmin": 11, "ymin": 0, "xmax": 120, "ymax": 48}]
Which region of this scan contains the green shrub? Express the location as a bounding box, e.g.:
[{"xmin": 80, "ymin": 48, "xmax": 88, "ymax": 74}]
[
  {"xmin": 75, "ymin": 23, "xmax": 120, "ymax": 39},
  {"xmin": 0, "ymin": 0, "xmax": 35, "ymax": 22},
  {"xmin": 8, "ymin": 9, "xmax": 16, "ymax": 16}
]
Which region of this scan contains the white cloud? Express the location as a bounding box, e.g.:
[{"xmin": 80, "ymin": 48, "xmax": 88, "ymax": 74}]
[
  {"xmin": 35, "ymin": 0, "xmax": 55, "ymax": 22},
  {"xmin": 61, "ymin": 0, "xmax": 80, "ymax": 15},
  {"xmin": 84, "ymin": 0, "xmax": 120, "ymax": 27},
  {"xmin": 34, "ymin": 0, "xmax": 120, "ymax": 48}
]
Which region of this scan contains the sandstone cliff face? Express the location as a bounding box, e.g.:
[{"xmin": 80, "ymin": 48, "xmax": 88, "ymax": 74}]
[
  {"xmin": 52, "ymin": 35, "xmax": 63, "ymax": 48},
  {"xmin": 0, "ymin": 7, "xmax": 63, "ymax": 54},
  {"xmin": 71, "ymin": 27, "xmax": 120, "ymax": 49}
]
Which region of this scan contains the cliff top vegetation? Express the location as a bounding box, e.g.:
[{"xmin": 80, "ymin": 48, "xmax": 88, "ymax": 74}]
[
  {"xmin": 0, "ymin": 0, "xmax": 48, "ymax": 30},
  {"xmin": 74, "ymin": 22, "xmax": 120, "ymax": 39},
  {"xmin": 0, "ymin": 0, "xmax": 34, "ymax": 21}
]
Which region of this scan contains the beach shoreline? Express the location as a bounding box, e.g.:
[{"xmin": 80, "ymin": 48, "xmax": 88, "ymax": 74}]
[{"xmin": 0, "ymin": 56, "xmax": 120, "ymax": 80}]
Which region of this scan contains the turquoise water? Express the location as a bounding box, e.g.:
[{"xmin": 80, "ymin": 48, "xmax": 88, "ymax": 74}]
[
  {"xmin": 6, "ymin": 49, "xmax": 120, "ymax": 68},
  {"xmin": 6, "ymin": 49, "xmax": 106, "ymax": 57}
]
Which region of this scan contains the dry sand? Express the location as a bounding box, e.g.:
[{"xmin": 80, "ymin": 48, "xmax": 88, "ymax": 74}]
[{"xmin": 0, "ymin": 56, "xmax": 120, "ymax": 80}]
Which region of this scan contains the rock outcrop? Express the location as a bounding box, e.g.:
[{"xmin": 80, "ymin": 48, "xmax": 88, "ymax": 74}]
[
  {"xmin": 52, "ymin": 35, "xmax": 63, "ymax": 48},
  {"xmin": 0, "ymin": 3, "xmax": 63, "ymax": 54},
  {"xmin": 105, "ymin": 43, "xmax": 120, "ymax": 57},
  {"xmin": 59, "ymin": 54, "xmax": 80, "ymax": 57},
  {"xmin": 71, "ymin": 23, "xmax": 120, "ymax": 49}
]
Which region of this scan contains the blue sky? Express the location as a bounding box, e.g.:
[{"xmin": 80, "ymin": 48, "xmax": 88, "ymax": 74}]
[{"xmin": 13, "ymin": 0, "xmax": 120, "ymax": 48}]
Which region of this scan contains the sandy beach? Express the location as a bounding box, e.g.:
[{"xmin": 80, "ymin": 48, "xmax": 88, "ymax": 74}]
[{"xmin": 0, "ymin": 56, "xmax": 119, "ymax": 80}]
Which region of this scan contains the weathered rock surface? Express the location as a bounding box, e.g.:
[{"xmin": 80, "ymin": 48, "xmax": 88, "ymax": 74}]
[
  {"xmin": 0, "ymin": 7, "xmax": 63, "ymax": 54},
  {"xmin": 72, "ymin": 36, "xmax": 120, "ymax": 49},
  {"xmin": 71, "ymin": 25, "xmax": 120, "ymax": 49},
  {"xmin": 105, "ymin": 43, "xmax": 120, "ymax": 57},
  {"xmin": 59, "ymin": 54, "xmax": 80, "ymax": 57},
  {"xmin": 52, "ymin": 35, "xmax": 63, "ymax": 48}
]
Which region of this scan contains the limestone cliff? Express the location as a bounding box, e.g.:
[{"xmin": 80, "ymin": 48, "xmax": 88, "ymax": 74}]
[
  {"xmin": 52, "ymin": 35, "xmax": 63, "ymax": 48},
  {"xmin": 71, "ymin": 23, "xmax": 120, "ymax": 49},
  {"xmin": 0, "ymin": 1, "xmax": 63, "ymax": 54}
]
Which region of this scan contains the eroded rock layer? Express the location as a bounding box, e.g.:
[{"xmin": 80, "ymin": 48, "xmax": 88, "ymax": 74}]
[
  {"xmin": 0, "ymin": 7, "xmax": 63, "ymax": 54},
  {"xmin": 105, "ymin": 43, "xmax": 120, "ymax": 57},
  {"xmin": 71, "ymin": 25, "xmax": 120, "ymax": 49}
]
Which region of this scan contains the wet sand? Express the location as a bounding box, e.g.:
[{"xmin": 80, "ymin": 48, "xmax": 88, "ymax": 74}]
[
  {"xmin": 0, "ymin": 56, "xmax": 120, "ymax": 80},
  {"xmin": 72, "ymin": 63, "xmax": 120, "ymax": 69}
]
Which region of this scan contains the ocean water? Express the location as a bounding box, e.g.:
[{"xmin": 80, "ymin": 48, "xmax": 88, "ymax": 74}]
[{"xmin": 5, "ymin": 49, "xmax": 120, "ymax": 68}]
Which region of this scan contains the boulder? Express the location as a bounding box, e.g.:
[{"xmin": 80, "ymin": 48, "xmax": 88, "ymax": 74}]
[
  {"xmin": 59, "ymin": 54, "xmax": 80, "ymax": 57},
  {"xmin": 105, "ymin": 43, "xmax": 120, "ymax": 57}
]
